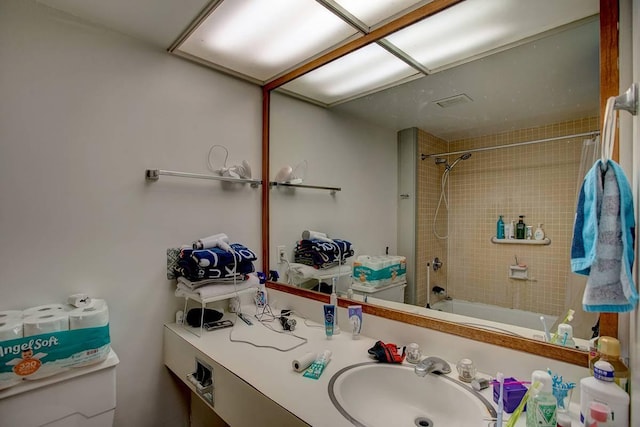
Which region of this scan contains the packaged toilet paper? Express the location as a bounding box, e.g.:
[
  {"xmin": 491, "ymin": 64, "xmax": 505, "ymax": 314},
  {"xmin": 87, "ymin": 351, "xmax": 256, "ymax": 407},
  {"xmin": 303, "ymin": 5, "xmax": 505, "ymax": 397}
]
[
  {"xmin": 0, "ymin": 299, "xmax": 111, "ymax": 389},
  {"xmin": 352, "ymin": 255, "xmax": 407, "ymax": 287}
]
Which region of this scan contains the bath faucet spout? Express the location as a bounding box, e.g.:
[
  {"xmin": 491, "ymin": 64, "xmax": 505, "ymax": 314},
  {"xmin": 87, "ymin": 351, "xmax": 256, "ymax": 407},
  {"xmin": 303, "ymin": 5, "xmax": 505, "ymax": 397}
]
[{"xmin": 414, "ymin": 356, "xmax": 451, "ymax": 377}]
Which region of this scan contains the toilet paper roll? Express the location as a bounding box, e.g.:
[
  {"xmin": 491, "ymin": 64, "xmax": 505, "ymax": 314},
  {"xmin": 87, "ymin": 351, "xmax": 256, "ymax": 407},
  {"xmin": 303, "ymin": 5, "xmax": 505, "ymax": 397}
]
[
  {"xmin": 292, "ymin": 352, "xmax": 316, "ymax": 372},
  {"xmin": 23, "ymin": 313, "xmax": 69, "ymax": 337},
  {"xmin": 67, "ymin": 293, "xmax": 92, "ymax": 308},
  {"xmin": 23, "ymin": 304, "xmax": 67, "ymax": 318},
  {"xmin": 0, "ymin": 319, "xmax": 23, "ymax": 341},
  {"xmin": 69, "ymin": 299, "xmax": 109, "ymax": 329},
  {"xmin": 0, "ymin": 310, "xmax": 23, "ymax": 321}
]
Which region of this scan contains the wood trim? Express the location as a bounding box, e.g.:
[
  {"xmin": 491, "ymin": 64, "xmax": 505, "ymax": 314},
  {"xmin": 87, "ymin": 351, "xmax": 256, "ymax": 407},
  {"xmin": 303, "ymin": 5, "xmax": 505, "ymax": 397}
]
[
  {"xmin": 262, "ymin": 88, "xmax": 271, "ymax": 273},
  {"xmin": 262, "ymin": 2, "xmax": 619, "ymax": 366},
  {"xmin": 266, "ymin": 282, "xmax": 588, "ymax": 366},
  {"xmin": 599, "ymin": 0, "xmax": 619, "ymax": 339},
  {"xmin": 263, "ymin": 0, "xmax": 464, "ymax": 92}
]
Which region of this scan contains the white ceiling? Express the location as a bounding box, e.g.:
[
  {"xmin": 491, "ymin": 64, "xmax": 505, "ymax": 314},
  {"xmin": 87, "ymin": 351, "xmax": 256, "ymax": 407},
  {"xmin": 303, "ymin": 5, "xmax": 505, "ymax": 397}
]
[
  {"xmin": 34, "ymin": 0, "xmax": 600, "ymax": 140},
  {"xmin": 331, "ymin": 18, "xmax": 600, "ymax": 140},
  {"xmin": 36, "ymin": 0, "xmax": 210, "ymax": 48}
]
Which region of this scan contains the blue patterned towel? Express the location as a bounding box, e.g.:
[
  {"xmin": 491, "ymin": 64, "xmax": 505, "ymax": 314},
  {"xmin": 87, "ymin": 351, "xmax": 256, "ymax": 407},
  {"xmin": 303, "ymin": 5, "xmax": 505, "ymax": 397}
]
[
  {"xmin": 294, "ymin": 239, "xmax": 354, "ymax": 269},
  {"xmin": 571, "ymin": 160, "xmax": 638, "ymax": 312},
  {"xmin": 190, "ymin": 243, "xmax": 257, "ymax": 268},
  {"xmin": 172, "ymin": 244, "xmax": 257, "ymax": 281}
]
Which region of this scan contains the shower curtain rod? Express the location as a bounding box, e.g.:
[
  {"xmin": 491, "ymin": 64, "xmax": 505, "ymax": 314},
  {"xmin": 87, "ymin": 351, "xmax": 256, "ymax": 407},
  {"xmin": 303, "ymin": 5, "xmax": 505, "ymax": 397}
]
[{"xmin": 421, "ymin": 130, "xmax": 600, "ymax": 159}]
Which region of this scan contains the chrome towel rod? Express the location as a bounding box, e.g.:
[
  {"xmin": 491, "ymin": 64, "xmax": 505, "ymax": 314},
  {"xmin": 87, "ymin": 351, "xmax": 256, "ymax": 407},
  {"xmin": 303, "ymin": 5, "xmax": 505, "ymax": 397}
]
[
  {"xmin": 145, "ymin": 169, "xmax": 262, "ymax": 188},
  {"xmin": 421, "ymin": 131, "xmax": 600, "ymax": 159}
]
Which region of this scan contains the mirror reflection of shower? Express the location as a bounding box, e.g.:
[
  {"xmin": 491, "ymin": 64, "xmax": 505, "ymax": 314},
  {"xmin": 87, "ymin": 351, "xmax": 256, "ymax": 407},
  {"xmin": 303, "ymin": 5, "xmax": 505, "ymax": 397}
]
[{"xmin": 432, "ymin": 153, "xmax": 472, "ymax": 239}]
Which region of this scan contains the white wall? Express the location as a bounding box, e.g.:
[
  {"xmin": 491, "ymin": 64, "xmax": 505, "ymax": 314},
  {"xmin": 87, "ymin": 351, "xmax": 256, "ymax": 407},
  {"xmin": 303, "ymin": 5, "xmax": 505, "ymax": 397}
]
[
  {"xmin": 0, "ymin": 1, "xmax": 262, "ymax": 425},
  {"xmin": 269, "ymin": 92, "xmax": 398, "ymax": 286}
]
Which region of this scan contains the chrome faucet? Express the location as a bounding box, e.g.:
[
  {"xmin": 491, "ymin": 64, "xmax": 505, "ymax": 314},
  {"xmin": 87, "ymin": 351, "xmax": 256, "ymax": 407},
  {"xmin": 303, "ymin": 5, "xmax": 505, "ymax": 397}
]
[{"xmin": 414, "ymin": 356, "xmax": 451, "ymax": 377}]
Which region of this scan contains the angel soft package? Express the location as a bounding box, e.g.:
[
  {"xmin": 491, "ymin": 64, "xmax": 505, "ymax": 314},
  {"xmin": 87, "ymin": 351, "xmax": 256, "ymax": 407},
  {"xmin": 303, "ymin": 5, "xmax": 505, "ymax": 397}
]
[
  {"xmin": 0, "ymin": 300, "xmax": 110, "ymax": 390},
  {"xmin": 352, "ymin": 255, "xmax": 407, "ymax": 287}
]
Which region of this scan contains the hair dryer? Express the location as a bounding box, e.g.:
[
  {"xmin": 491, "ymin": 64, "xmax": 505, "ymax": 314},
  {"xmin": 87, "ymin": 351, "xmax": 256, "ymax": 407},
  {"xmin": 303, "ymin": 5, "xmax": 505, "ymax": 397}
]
[
  {"xmin": 193, "ymin": 233, "xmax": 232, "ymax": 252},
  {"xmin": 301, "ymin": 230, "xmax": 333, "ymax": 243}
]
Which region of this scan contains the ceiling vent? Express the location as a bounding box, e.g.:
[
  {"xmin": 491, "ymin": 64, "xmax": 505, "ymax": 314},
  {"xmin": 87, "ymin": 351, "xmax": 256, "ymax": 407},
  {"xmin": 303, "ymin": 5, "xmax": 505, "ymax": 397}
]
[{"xmin": 434, "ymin": 93, "xmax": 473, "ymax": 108}]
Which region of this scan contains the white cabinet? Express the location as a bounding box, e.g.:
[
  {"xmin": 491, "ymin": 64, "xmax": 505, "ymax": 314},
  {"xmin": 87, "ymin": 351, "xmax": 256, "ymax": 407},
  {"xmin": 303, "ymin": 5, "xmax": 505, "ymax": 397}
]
[{"xmin": 164, "ymin": 327, "xmax": 308, "ymax": 427}]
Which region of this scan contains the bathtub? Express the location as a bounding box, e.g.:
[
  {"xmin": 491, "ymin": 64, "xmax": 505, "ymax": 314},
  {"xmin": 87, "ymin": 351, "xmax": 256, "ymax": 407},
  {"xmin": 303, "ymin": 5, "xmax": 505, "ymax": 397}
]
[{"xmin": 431, "ymin": 298, "xmax": 558, "ymax": 331}]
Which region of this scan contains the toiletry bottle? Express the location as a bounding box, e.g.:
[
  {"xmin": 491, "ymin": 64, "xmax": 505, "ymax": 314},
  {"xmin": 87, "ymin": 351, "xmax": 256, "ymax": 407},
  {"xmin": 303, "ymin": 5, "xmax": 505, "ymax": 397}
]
[
  {"xmin": 551, "ymin": 323, "xmax": 576, "ymax": 348},
  {"xmin": 497, "ymin": 215, "xmax": 505, "ymax": 239},
  {"xmin": 509, "ymin": 220, "xmax": 516, "ymax": 239},
  {"xmin": 589, "ymin": 336, "xmax": 629, "ymax": 393},
  {"xmin": 534, "ymin": 224, "xmax": 545, "ymax": 240},
  {"xmin": 526, "ymin": 225, "xmax": 533, "ymax": 240},
  {"xmin": 526, "ymin": 370, "xmax": 556, "ymax": 427},
  {"xmin": 580, "ymin": 361, "xmax": 629, "ymax": 427},
  {"xmin": 330, "ymin": 277, "xmax": 340, "ymax": 334},
  {"xmin": 516, "ymin": 215, "xmax": 526, "ymax": 239}
]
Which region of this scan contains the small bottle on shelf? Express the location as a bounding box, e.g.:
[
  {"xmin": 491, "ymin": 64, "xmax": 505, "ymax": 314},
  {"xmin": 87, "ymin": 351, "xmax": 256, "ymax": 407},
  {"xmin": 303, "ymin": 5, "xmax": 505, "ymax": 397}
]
[
  {"xmin": 496, "ymin": 215, "xmax": 505, "ymax": 239},
  {"xmin": 534, "ymin": 224, "xmax": 545, "ymax": 240},
  {"xmin": 516, "ymin": 215, "xmax": 526, "ymax": 239}
]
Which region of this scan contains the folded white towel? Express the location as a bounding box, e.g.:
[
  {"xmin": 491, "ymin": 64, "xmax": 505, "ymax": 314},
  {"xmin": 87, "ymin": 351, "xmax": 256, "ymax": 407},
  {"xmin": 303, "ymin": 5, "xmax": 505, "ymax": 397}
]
[{"xmin": 175, "ymin": 273, "xmax": 259, "ymax": 300}]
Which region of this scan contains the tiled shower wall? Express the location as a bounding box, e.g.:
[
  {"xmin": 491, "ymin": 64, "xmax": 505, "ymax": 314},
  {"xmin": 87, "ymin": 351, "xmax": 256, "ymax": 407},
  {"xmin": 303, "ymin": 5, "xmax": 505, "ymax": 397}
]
[{"xmin": 416, "ymin": 117, "xmax": 598, "ymax": 316}]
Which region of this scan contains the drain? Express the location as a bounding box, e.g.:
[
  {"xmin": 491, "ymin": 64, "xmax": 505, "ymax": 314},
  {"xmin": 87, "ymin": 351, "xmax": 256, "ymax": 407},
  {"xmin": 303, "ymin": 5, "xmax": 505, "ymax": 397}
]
[{"xmin": 414, "ymin": 417, "xmax": 433, "ymax": 427}]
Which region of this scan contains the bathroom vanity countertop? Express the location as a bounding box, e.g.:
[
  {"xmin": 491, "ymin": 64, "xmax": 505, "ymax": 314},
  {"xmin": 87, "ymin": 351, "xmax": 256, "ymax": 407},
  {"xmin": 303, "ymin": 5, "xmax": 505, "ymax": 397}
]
[{"xmin": 164, "ymin": 309, "xmax": 581, "ymax": 427}]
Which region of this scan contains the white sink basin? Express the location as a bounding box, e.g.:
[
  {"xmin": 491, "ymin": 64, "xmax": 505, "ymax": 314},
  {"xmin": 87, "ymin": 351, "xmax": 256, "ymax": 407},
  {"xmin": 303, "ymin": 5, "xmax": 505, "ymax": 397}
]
[{"xmin": 328, "ymin": 362, "xmax": 496, "ymax": 427}]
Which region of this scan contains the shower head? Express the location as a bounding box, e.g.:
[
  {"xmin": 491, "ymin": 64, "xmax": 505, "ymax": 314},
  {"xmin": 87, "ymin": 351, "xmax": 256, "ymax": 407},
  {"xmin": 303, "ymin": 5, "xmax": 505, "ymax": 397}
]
[{"xmin": 447, "ymin": 153, "xmax": 472, "ymax": 171}]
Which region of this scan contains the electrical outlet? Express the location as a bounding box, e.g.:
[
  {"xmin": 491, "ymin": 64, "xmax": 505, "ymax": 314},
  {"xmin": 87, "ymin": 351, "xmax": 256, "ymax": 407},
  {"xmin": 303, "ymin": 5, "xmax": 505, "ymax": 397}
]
[{"xmin": 277, "ymin": 245, "xmax": 286, "ymax": 262}]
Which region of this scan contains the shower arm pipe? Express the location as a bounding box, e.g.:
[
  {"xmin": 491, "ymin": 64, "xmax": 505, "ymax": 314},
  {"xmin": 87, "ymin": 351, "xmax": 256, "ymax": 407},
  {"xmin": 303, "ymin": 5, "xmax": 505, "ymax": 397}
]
[{"xmin": 421, "ymin": 131, "xmax": 599, "ymax": 159}]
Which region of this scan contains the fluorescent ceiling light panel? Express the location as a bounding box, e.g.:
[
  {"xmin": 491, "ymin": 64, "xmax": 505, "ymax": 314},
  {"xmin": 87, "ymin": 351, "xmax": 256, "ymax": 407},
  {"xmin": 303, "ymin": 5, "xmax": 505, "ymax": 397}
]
[
  {"xmin": 280, "ymin": 43, "xmax": 418, "ymax": 105},
  {"xmin": 177, "ymin": 0, "xmax": 359, "ymax": 82},
  {"xmin": 386, "ymin": 0, "xmax": 599, "ymax": 71},
  {"xmin": 332, "ymin": 0, "xmax": 431, "ymax": 28}
]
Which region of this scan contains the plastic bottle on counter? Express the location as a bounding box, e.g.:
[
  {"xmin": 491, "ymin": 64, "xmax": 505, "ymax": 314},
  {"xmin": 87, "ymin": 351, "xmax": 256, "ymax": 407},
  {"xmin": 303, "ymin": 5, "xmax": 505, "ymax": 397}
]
[
  {"xmin": 551, "ymin": 323, "xmax": 576, "ymax": 348},
  {"xmin": 526, "ymin": 370, "xmax": 556, "ymax": 427},
  {"xmin": 589, "ymin": 336, "xmax": 629, "ymax": 393},
  {"xmin": 497, "ymin": 215, "xmax": 505, "ymax": 239},
  {"xmin": 580, "ymin": 361, "xmax": 629, "ymax": 427}
]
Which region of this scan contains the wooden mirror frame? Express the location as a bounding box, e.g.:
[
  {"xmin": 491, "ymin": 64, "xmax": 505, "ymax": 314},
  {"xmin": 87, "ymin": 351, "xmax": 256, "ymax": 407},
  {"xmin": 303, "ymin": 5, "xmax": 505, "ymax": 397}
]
[{"xmin": 261, "ymin": 0, "xmax": 619, "ymax": 366}]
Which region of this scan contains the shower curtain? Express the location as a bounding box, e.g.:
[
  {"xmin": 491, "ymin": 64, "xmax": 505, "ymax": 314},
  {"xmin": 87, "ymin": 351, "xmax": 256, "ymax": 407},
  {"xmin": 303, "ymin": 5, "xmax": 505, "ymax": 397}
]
[{"xmin": 553, "ymin": 136, "xmax": 601, "ymax": 339}]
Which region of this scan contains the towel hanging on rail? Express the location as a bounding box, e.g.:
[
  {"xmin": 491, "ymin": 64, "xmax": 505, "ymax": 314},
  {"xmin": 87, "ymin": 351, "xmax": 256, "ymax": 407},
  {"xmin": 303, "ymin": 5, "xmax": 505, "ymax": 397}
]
[{"xmin": 571, "ymin": 95, "xmax": 638, "ymax": 312}]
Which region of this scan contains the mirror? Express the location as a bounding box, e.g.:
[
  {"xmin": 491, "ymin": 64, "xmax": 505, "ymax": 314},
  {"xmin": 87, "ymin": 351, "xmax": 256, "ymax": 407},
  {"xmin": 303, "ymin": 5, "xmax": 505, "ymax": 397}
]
[{"xmin": 264, "ymin": 0, "xmax": 619, "ymax": 366}]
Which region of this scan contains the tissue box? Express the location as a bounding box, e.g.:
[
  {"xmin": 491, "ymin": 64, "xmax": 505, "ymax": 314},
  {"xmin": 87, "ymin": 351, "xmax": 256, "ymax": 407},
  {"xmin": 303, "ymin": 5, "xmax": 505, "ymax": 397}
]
[
  {"xmin": 352, "ymin": 255, "xmax": 406, "ymax": 287},
  {"xmin": 492, "ymin": 377, "xmax": 528, "ymax": 413}
]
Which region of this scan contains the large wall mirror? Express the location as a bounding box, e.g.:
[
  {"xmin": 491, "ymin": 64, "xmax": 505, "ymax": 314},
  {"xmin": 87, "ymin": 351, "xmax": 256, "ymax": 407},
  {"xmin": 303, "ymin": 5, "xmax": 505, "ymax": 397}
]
[{"xmin": 263, "ymin": 0, "xmax": 619, "ymax": 366}]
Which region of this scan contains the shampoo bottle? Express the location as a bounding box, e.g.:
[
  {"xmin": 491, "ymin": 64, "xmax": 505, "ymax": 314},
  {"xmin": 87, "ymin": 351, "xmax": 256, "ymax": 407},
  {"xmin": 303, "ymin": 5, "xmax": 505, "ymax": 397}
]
[
  {"xmin": 516, "ymin": 215, "xmax": 526, "ymax": 239},
  {"xmin": 497, "ymin": 215, "xmax": 505, "ymax": 239},
  {"xmin": 534, "ymin": 224, "xmax": 545, "ymax": 240},
  {"xmin": 526, "ymin": 370, "xmax": 557, "ymax": 427}
]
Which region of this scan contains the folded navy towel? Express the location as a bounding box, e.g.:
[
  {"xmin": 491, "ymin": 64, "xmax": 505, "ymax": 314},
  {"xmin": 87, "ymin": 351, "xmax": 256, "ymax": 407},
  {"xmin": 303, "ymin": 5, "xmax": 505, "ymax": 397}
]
[
  {"xmin": 294, "ymin": 239, "xmax": 354, "ymax": 268},
  {"xmin": 190, "ymin": 243, "xmax": 258, "ymax": 268}
]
